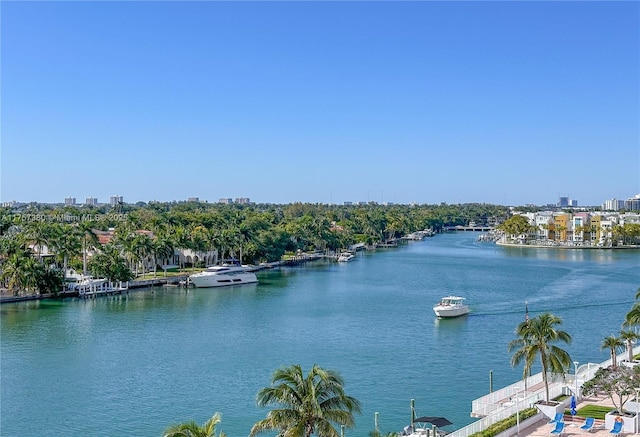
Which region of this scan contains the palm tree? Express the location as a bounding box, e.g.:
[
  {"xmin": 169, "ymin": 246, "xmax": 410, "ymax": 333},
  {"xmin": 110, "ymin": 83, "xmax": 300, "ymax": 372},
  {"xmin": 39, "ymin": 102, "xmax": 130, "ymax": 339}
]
[
  {"xmin": 51, "ymin": 224, "xmax": 82, "ymax": 284},
  {"xmin": 21, "ymin": 256, "xmax": 42, "ymax": 293},
  {"xmin": 78, "ymin": 221, "xmax": 99, "ymax": 276},
  {"xmin": 508, "ymin": 312, "xmax": 572, "ymax": 402},
  {"xmin": 115, "ymin": 230, "xmax": 139, "ymax": 275},
  {"xmin": 163, "ymin": 412, "xmax": 226, "ymax": 437},
  {"xmin": 153, "ymin": 235, "xmax": 175, "ymax": 276},
  {"xmin": 132, "ymin": 233, "xmax": 154, "ymax": 278},
  {"xmin": 1, "ymin": 247, "xmax": 37, "ymax": 295},
  {"xmin": 250, "ymin": 364, "xmax": 362, "ymax": 437},
  {"xmin": 619, "ymin": 330, "xmax": 639, "ymax": 364},
  {"xmin": 623, "ymin": 288, "xmax": 640, "ymax": 328},
  {"xmin": 602, "ymin": 335, "xmax": 625, "ymax": 368},
  {"xmin": 88, "ymin": 243, "xmax": 133, "ymax": 285},
  {"xmin": 22, "ymin": 220, "xmax": 52, "ymax": 260},
  {"xmin": 625, "ymin": 303, "xmax": 640, "ymax": 328},
  {"xmin": 22, "ymin": 221, "xmax": 51, "ymax": 259}
]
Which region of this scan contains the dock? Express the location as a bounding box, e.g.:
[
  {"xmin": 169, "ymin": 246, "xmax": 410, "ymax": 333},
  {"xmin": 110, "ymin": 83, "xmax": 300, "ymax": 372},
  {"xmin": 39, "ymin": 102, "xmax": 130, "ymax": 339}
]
[
  {"xmin": 402, "ymin": 230, "xmax": 436, "ymax": 240},
  {"xmin": 444, "ymin": 225, "xmax": 494, "ymax": 232},
  {"xmin": 278, "ymin": 253, "xmax": 324, "ymax": 266},
  {"xmin": 78, "ymin": 286, "xmax": 126, "ymax": 299},
  {"xmin": 0, "ymin": 275, "xmax": 190, "ymax": 304}
]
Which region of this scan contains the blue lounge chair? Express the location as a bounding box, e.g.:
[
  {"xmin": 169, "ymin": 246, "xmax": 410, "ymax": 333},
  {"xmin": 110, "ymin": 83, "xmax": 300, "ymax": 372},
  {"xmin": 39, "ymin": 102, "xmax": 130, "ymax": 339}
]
[
  {"xmin": 580, "ymin": 417, "xmax": 595, "ymax": 433},
  {"xmin": 610, "ymin": 420, "xmax": 623, "ymax": 435},
  {"xmin": 549, "ymin": 412, "xmax": 564, "ymax": 424},
  {"xmin": 550, "ymin": 422, "xmax": 565, "ymax": 436}
]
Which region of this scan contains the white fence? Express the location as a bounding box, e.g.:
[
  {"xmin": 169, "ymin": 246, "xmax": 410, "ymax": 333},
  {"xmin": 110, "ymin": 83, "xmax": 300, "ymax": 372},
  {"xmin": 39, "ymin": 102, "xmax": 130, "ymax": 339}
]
[{"xmin": 446, "ymin": 347, "xmax": 639, "ymax": 437}]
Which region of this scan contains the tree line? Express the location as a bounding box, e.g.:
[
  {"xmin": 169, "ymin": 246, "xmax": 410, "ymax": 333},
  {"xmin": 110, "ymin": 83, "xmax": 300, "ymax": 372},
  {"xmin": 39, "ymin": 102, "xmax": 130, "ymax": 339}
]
[{"xmin": 0, "ymin": 202, "xmax": 508, "ymax": 294}]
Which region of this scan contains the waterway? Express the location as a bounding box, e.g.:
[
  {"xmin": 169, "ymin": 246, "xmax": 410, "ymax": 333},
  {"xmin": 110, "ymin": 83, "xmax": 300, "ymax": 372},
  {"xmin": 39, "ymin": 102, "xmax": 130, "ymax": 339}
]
[{"xmin": 1, "ymin": 233, "xmax": 638, "ymax": 436}]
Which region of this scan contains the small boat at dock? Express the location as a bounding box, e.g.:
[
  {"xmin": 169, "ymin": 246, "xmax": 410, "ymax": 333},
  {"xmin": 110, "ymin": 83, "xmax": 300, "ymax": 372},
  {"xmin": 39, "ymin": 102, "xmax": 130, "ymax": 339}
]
[
  {"xmin": 433, "ymin": 296, "xmax": 469, "ymax": 318},
  {"xmin": 401, "ymin": 400, "xmax": 454, "ymax": 437},
  {"xmin": 337, "ymin": 252, "xmax": 355, "ymax": 262}
]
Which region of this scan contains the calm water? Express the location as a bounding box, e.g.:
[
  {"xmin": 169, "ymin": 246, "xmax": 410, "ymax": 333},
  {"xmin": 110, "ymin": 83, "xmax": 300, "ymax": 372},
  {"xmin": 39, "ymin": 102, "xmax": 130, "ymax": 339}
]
[{"xmin": 1, "ymin": 233, "xmax": 639, "ymax": 437}]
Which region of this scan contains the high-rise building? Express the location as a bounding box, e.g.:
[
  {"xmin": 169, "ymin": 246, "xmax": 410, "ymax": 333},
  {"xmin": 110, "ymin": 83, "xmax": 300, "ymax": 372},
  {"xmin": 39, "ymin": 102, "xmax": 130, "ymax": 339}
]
[
  {"xmin": 602, "ymin": 199, "xmax": 625, "ymax": 211},
  {"xmin": 110, "ymin": 195, "xmax": 123, "ymax": 206},
  {"xmin": 85, "ymin": 197, "xmax": 98, "ymax": 206},
  {"xmin": 64, "ymin": 197, "xmax": 76, "ymax": 205},
  {"xmin": 234, "ymin": 197, "xmax": 250, "ymax": 204},
  {"xmin": 219, "ymin": 198, "xmax": 233, "ymax": 204},
  {"xmin": 625, "ymin": 194, "xmax": 640, "ymax": 211},
  {"xmin": 187, "ymin": 197, "xmax": 199, "ymax": 203},
  {"xmin": 557, "ymin": 197, "xmax": 569, "ymax": 207}
]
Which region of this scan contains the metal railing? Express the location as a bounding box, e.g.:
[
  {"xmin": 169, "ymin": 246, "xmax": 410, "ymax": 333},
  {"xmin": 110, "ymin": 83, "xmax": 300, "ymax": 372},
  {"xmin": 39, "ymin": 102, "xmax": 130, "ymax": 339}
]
[{"xmin": 450, "ymin": 347, "xmax": 640, "ymax": 437}]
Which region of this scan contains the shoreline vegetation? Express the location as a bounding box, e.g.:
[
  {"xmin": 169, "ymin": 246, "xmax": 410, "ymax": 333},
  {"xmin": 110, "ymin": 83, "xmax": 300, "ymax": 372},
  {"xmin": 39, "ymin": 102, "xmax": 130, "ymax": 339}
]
[{"xmin": 1, "ymin": 202, "xmax": 639, "ymax": 301}]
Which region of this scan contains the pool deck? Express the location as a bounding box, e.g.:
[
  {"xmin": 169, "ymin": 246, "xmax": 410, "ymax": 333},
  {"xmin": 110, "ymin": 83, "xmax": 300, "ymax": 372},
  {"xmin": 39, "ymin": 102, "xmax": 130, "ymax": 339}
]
[{"xmin": 518, "ymin": 393, "xmax": 627, "ymax": 437}]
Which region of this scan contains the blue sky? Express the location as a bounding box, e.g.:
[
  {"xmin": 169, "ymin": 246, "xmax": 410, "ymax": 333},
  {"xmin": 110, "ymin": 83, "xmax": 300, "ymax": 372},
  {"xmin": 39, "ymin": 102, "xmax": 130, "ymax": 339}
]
[{"xmin": 2, "ymin": 1, "xmax": 638, "ymax": 206}]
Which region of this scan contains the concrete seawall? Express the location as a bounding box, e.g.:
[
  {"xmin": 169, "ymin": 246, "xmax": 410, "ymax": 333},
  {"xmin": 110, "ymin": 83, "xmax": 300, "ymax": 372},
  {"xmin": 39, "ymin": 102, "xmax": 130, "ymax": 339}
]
[
  {"xmin": 1, "ymin": 275, "xmax": 190, "ymax": 304},
  {"xmin": 496, "ymin": 241, "xmax": 639, "ymax": 250}
]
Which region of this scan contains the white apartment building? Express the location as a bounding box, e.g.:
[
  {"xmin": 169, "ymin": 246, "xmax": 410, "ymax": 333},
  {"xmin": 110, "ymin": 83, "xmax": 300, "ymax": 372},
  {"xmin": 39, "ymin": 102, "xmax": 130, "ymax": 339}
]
[
  {"xmin": 602, "ymin": 198, "xmax": 625, "ymax": 211},
  {"xmin": 513, "ymin": 210, "xmax": 636, "ymax": 246},
  {"xmin": 534, "ymin": 211, "xmax": 554, "ymax": 240}
]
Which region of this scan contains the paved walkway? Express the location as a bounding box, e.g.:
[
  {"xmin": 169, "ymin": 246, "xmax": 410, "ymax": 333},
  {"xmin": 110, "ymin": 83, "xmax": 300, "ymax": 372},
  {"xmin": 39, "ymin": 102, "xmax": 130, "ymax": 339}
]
[{"xmin": 518, "ymin": 394, "xmax": 624, "ymax": 437}]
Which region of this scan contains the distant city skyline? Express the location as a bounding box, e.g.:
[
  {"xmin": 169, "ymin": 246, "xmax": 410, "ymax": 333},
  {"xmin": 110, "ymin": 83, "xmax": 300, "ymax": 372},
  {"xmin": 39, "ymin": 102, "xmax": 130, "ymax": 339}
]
[
  {"xmin": 3, "ymin": 192, "xmax": 640, "ymax": 208},
  {"xmin": 2, "ymin": 2, "xmax": 638, "ymax": 206}
]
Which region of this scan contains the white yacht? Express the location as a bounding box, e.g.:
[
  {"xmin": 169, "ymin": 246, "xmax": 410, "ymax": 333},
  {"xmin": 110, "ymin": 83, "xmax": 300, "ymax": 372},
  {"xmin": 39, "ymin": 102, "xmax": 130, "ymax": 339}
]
[
  {"xmin": 433, "ymin": 296, "xmax": 469, "ymax": 318},
  {"xmin": 188, "ymin": 263, "xmax": 258, "ymax": 288},
  {"xmin": 337, "ymin": 252, "xmax": 355, "ymax": 262}
]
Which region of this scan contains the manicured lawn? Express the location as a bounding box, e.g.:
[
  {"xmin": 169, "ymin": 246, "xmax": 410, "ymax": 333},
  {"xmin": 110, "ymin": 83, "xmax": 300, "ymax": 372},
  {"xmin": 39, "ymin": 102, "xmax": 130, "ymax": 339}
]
[{"xmin": 575, "ymin": 405, "xmax": 614, "ymax": 420}]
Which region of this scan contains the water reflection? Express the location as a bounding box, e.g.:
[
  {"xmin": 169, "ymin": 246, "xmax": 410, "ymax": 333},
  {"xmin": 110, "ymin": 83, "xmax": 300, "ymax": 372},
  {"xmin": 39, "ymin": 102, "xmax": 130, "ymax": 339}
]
[
  {"xmin": 2, "ymin": 233, "xmax": 638, "ymax": 437},
  {"xmin": 434, "ymin": 314, "xmax": 469, "ymax": 330},
  {"xmin": 500, "ymin": 245, "xmax": 628, "ymax": 263}
]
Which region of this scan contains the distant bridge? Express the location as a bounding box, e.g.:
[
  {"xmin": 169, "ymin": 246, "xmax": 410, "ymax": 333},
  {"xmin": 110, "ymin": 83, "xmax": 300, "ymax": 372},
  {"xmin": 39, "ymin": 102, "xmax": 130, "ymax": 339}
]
[{"xmin": 444, "ymin": 225, "xmax": 494, "ymax": 232}]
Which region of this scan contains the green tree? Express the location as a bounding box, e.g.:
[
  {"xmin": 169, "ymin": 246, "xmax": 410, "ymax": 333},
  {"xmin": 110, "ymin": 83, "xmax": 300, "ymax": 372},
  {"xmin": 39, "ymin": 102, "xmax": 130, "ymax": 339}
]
[
  {"xmin": 114, "ymin": 228, "xmax": 140, "ymax": 275},
  {"xmin": 0, "ymin": 247, "xmax": 36, "ymax": 295},
  {"xmin": 250, "ymin": 364, "xmax": 362, "ymax": 437},
  {"xmin": 508, "ymin": 313, "xmax": 572, "ymax": 402},
  {"xmin": 153, "ymin": 235, "xmax": 176, "ymax": 275},
  {"xmin": 88, "ymin": 244, "xmax": 133, "ymax": 284},
  {"xmin": 623, "ymin": 288, "xmax": 640, "ymax": 328},
  {"xmin": 163, "ymin": 412, "xmax": 226, "ymax": 437},
  {"xmin": 581, "ymin": 366, "xmax": 640, "ymax": 413},
  {"xmin": 496, "ymin": 215, "xmax": 535, "ymax": 242},
  {"xmin": 602, "ymin": 335, "xmax": 625, "ymax": 368},
  {"xmin": 22, "ymin": 220, "xmax": 53, "ymax": 260},
  {"xmin": 51, "ymin": 224, "xmax": 82, "ymax": 283},
  {"xmin": 78, "ymin": 221, "xmax": 100, "ymax": 276},
  {"xmin": 133, "ymin": 233, "xmax": 154, "ymax": 277},
  {"xmin": 619, "ymin": 330, "xmax": 639, "ymax": 364},
  {"xmin": 34, "ymin": 266, "xmax": 64, "ymax": 295}
]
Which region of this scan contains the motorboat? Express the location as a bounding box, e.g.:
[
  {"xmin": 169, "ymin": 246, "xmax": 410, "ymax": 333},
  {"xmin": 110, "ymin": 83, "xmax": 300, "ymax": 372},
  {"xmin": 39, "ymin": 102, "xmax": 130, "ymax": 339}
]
[
  {"xmin": 66, "ymin": 270, "xmax": 109, "ymax": 293},
  {"xmin": 433, "ymin": 296, "xmax": 469, "ymax": 318},
  {"xmin": 337, "ymin": 252, "xmax": 355, "ymax": 262},
  {"xmin": 401, "ymin": 400, "xmax": 454, "ymax": 437},
  {"xmin": 188, "ymin": 262, "xmax": 258, "ymax": 288},
  {"xmin": 73, "ymin": 276, "xmax": 107, "ymax": 293}
]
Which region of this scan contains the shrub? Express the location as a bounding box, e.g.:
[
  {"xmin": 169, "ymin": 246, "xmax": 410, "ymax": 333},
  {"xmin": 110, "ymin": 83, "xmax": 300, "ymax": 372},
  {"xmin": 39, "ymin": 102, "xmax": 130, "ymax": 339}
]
[{"xmin": 469, "ymin": 408, "xmax": 538, "ymax": 437}]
